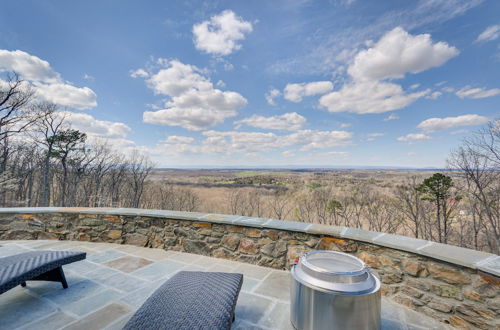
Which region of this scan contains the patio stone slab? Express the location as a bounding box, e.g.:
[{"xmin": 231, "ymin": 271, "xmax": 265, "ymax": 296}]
[
  {"xmin": 260, "ymin": 302, "xmax": 294, "ymax": 330},
  {"xmin": 240, "ymin": 277, "xmax": 260, "ymax": 293},
  {"xmin": 235, "ymin": 292, "xmax": 273, "ymax": 325},
  {"xmin": 23, "ymin": 271, "xmax": 85, "ymax": 296},
  {"xmin": 62, "ymin": 302, "xmax": 132, "ymax": 330},
  {"xmin": 63, "ymin": 289, "xmax": 123, "ymax": 316},
  {"xmin": 42, "ymin": 279, "xmax": 104, "ymax": 305},
  {"xmin": 167, "ymin": 251, "xmax": 204, "ymax": 264},
  {"xmin": 254, "ymin": 271, "xmax": 290, "ymax": 301},
  {"xmin": 0, "ymin": 289, "xmax": 55, "ymax": 330},
  {"xmin": 99, "ymin": 273, "xmax": 148, "ymax": 293},
  {"xmin": 87, "ymin": 250, "xmax": 126, "ymax": 264},
  {"xmin": 119, "ymin": 280, "xmax": 164, "ymax": 308},
  {"xmin": 233, "ymin": 263, "xmax": 272, "ymax": 280},
  {"xmin": 84, "ymin": 265, "xmax": 120, "ymax": 282},
  {"xmin": 18, "ymin": 312, "xmax": 76, "ymax": 330},
  {"xmin": 206, "ymin": 263, "xmax": 235, "ymax": 273},
  {"xmin": 119, "ymin": 246, "xmax": 172, "ymax": 261},
  {"xmin": 63, "ymin": 259, "xmax": 98, "ymax": 274},
  {"xmin": 104, "ymin": 256, "xmax": 153, "ymax": 273},
  {"xmin": 130, "ymin": 260, "xmax": 184, "ymax": 281},
  {"xmin": 104, "ymin": 313, "xmax": 134, "ymax": 330}
]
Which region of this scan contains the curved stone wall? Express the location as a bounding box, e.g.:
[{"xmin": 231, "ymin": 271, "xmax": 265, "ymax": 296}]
[{"xmin": 0, "ymin": 207, "xmax": 498, "ymax": 329}]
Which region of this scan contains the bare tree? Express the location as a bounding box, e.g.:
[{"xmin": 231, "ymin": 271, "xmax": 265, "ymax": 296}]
[
  {"xmin": 32, "ymin": 104, "xmax": 65, "ymax": 206},
  {"xmin": 0, "ymin": 73, "xmax": 35, "ymax": 143},
  {"xmin": 52, "ymin": 129, "xmax": 87, "ymax": 206},
  {"xmin": 448, "ymin": 121, "xmax": 500, "ymax": 253},
  {"xmin": 268, "ymin": 189, "xmax": 291, "ymax": 220},
  {"xmin": 364, "ymin": 192, "xmax": 401, "ymax": 234},
  {"xmin": 395, "ymin": 176, "xmax": 424, "ymax": 238},
  {"xmin": 127, "ymin": 153, "xmax": 153, "ymax": 208},
  {"xmin": 226, "ymin": 189, "xmax": 246, "ymax": 215}
]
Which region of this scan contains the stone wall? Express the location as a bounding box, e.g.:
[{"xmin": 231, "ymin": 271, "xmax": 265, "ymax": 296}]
[{"xmin": 0, "ymin": 208, "xmax": 499, "ymax": 329}]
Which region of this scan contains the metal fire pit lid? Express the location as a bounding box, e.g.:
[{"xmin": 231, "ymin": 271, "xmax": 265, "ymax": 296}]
[{"xmin": 292, "ymin": 250, "xmax": 379, "ymax": 294}]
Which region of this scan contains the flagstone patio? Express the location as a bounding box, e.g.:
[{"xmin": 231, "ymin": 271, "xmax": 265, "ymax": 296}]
[{"xmin": 0, "ymin": 240, "xmax": 449, "ymax": 330}]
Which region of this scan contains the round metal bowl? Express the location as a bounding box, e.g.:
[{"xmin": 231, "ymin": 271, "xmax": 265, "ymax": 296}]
[{"xmin": 290, "ymin": 250, "xmax": 381, "ymax": 330}]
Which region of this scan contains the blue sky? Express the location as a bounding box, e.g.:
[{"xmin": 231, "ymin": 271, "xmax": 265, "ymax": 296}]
[{"xmin": 0, "ymin": 0, "xmax": 498, "ymax": 167}]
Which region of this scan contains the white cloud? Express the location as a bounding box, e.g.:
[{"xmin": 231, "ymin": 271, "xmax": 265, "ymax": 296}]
[
  {"xmin": 339, "ymin": 123, "xmax": 351, "ymax": 128},
  {"xmin": 325, "ymin": 151, "xmax": 349, "ymax": 157},
  {"xmin": 265, "ymin": 88, "xmax": 281, "ymax": 106},
  {"xmin": 61, "ymin": 111, "xmax": 131, "ymax": 138},
  {"xmin": 163, "ymin": 136, "xmax": 195, "ymax": 144},
  {"xmin": 234, "ymin": 112, "xmax": 306, "ymax": 131},
  {"xmin": 367, "ymin": 132, "xmax": 384, "ymax": 141},
  {"xmin": 0, "ymin": 49, "xmax": 61, "ymax": 83},
  {"xmin": 397, "ymin": 133, "xmax": 431, "ymax": 142},
  {"xmin": 284, "ymin": 81, "xmax": 333, "ymax": 102},
  {"xmin": 475, "ymin": 25, "xmax": 500, "ymax": 43},
  {"xmin": 417, "ymin": 114, "xmax": 489, "ymax": 132},
  {"xmin": 268, "ymin": 0, "xmax": 480, "ymax": 76},
  {"xmin": 284, "ymin": 130, "xmax": 353, "ymax": 151},
  {"xmin": 192, "ymin": 10, "xmax": 253, "ymax": 56},
  {"xmin": 142, "ymin": 60, "xmax": 247, "ymax": 131},
  {"xmin": 200, "ymin": 129, "xmax": 352, "ymax": 153},
  {"xmin": 130, "ymin": 68, "xmax": 149, "ymax": 78},
  {"xmin": 368, "ymin": 133, "xmax": 384, "ymax": 137},
  {"xmin": 384, "ymin": 114, "xmax": 399, "ymax": 121},
  {"xmin": 450, "ymin": 129, "xmax": 468, "ymax": 135},
  {"xmin": 0, "ymin": 49, "xmax": 97, "ymax": 109},
  {"xmin": 319, "ymin": 80, "xmax": 428, "ymax": 114},
  {"xmin": 35, "ymin": 83, "xmax": 97, "ymax": 110},
  {"xmin": 318, "ymin": 28, "xmax": 455, "ymax": 114},
  {"xmin": 410, "ymin": 83, "xmax": 420, "ymax": 89},
  {"xmin": 426, "ymin": 91, "xmax": 442, "ymax": 99},
  {"xmin": 456, "ymin": 86, "xmax": 500, "ymax": 99},
  {"xmin": 83, "ymin": 73, "xmax": 94, "ymax": 81},
  {"xmin": 348, "ymin": 27, "xmax": 459, "ymax": 81}
]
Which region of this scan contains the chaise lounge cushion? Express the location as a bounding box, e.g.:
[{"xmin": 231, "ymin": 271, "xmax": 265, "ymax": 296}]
[
  {"xmin": 0, "ymin": 250, "xmax": 86, "ymax": 294},
  {"xmin": 124, "ymin": 271, "xmax": 243, "ymax": 330}
]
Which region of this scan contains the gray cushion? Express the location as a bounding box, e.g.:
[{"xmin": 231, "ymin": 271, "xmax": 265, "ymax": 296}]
[{"xmin": 124, "ymin": 271, "xmax": 243, "ymax": 330}]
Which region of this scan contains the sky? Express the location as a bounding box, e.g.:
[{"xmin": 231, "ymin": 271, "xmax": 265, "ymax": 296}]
[{"xmin": 0, "ymin": 0, "xmax": 499, "ymax": 168}]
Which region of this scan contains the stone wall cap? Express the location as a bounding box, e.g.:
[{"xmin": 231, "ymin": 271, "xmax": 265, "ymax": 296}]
[
  {"xmin": 418, "ymin": 242, "xmax": 497, "ymax": 269},
  {"xmin": 262, "ymin": 219, "xmax": 312, "ymax": 232},
  {"xmin": 373, "ymin": 233, "xmax": 431, "ymax": 254},
  {"xmin": 199, "ymin": 213, "xmax": 237, "ymax": 224},
  {"xmin": 306, "ymin": 224, "xmax": 347, "ymax": 237},
  {"xmin": 476, "ymin": 256, "xmax": 500, "ymax": 277},
  {"xmin": 341, "ymin": 227, "xmax": 383, "ymax": 243},
  {"xmin": 232, "ymin": 216, "xmax": 269, "ymax": 228}
]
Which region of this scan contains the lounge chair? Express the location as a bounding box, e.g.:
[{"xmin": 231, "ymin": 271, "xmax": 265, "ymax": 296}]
[
  {"xmin": 0, "ymin": 250, "xmax": 86, "ymax": 294},
  {"xmin": 124, "ymin": 271, "xmax": 243, "ymax": 330}
]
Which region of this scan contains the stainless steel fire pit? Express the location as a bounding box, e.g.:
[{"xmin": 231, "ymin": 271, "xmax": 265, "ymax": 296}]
[{"xmin": 290, "ymin": 250, "xmax": 381, "ymax": 330}]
